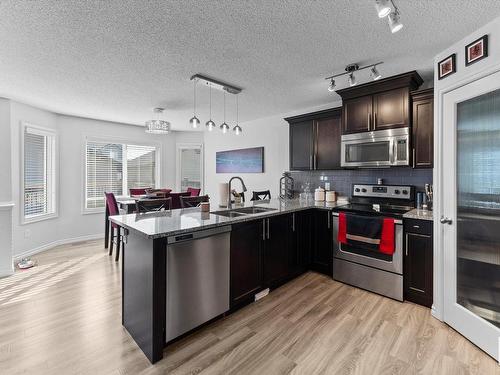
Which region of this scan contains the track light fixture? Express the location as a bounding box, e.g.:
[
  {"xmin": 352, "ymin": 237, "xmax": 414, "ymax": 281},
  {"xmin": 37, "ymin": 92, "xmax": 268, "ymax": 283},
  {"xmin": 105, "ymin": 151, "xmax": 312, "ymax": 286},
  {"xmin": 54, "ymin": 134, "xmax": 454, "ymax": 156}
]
[
  {"xmin": 388, "ymin": 10, "xmax": 403, "ymax": 33},
  {"xmin": 374, "ymin": 0, "xmax": 403, "ymax": 33},
  {"xmin": 374, "ymin": 0, "xmax": 391, "ymax": 18},
  {"xmin": 327, "ymin": 78, "xmax": 336, "ymax": 92},
  {"xmin": 370, "ymin": 65, "xmax": 382, "ymax": 80},
  {"xmin": 325, "ymin": 62, "xmax": 383, "ymax": 92}
]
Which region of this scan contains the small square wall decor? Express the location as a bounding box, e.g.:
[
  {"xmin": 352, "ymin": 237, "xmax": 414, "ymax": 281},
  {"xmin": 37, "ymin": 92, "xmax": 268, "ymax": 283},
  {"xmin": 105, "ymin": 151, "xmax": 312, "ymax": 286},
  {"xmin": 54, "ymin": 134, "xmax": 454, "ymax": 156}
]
[
  {"xmin": 465, "ymin": 35, "xmax": 488, "ymax": 66},
  {"xmin": 438, "ymin": 53, "xmax": 456, "ymax": 80}
]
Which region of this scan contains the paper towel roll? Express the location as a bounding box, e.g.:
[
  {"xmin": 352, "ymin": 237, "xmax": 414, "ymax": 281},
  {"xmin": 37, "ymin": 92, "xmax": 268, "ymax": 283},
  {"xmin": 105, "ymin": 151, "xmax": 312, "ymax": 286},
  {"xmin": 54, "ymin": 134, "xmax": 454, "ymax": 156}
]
[{"xmin": 219, "ymin": 182, "xmax": 229, "ymax": 207}]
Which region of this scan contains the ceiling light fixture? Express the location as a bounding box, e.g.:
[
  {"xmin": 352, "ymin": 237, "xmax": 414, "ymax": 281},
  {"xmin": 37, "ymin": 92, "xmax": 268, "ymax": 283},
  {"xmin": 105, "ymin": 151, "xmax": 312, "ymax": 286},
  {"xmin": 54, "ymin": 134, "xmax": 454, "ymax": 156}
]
[
  {"xmin": 370, "ymin": 65, "xmax": 382, "ymax": 80},
  {"xmin": 190, "ymin": 73, "xmax": 243, "ymax": 135},
  {"xmin": 205, "ymin": 84, "xmax": 215, "ymax": 131},
  {"xmin": 145, "ymin": 108, "xmax": 170, "ymax": 134},
  {"xmin": 388, "ymin": 9, "xmax": 403, "ymax": 33},
  {"xmin": 220, "ymin": 91, "xmax": 229, "ymax": 134},
  {"xmin": 325, "ymin": 62, "xmax": 383, "ymax": 91},
  {"xmin": 189, "ymin": 78, "xmax": 200, "ymax": 128},
  {"xmin": 375, "ymin": 0, "xmax": 403, "ymax": 33},
  {"xmin": 348, "ymin": 72, "xmax": 357, "ymax": 87},
  {"xmin": 374, "ymin": 0, "xmax": 391, "ymax": 18},
  {"xmin": 233, "ymin": 95, "xmax": 242, "ymax": 135},
  {"xmin": 327, "ymin": 78, "xmax": 336, "ymax": 92}
]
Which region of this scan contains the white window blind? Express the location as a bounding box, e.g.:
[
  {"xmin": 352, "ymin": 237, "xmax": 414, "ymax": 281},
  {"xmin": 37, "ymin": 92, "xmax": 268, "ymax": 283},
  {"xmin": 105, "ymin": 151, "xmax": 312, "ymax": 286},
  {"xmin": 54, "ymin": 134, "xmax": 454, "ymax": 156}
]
[
  {"xmin": 179, "ymin": 148, "xmax": 201, "ymax": 191},
  {"xmin": 126, "ymin": 144, "xmax": 157, "ymax": 189},
  {"xmin": 85, "ymin": 140, "xmax": 158, "ymax": 210},
  {"xmin": 23, "ymin": 126, "xmax": 56, "ymax": 221}
]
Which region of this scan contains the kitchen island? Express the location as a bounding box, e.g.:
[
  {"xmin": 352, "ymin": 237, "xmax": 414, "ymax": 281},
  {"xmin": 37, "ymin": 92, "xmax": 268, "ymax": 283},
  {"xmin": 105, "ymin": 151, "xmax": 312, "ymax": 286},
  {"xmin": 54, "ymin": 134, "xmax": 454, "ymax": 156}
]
[{"xmin": 110, "ymin": 198, "xmax": 344, "ymax": 363}]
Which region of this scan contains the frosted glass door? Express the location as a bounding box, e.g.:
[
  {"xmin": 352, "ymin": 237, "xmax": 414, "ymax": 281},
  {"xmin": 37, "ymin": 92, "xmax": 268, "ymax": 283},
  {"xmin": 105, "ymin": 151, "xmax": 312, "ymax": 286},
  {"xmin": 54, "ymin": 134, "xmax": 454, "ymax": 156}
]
[{"xmin": 442, "ymin": 70, "xmax": 500, "ymax": 360}]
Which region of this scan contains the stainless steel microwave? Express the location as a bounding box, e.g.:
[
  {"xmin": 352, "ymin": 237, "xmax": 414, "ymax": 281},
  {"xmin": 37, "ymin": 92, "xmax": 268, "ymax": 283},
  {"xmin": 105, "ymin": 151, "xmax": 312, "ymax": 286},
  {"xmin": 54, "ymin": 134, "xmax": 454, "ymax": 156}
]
[{"xmin": 341, "ymin": 127, "xmax": 410, "ymax": 168}]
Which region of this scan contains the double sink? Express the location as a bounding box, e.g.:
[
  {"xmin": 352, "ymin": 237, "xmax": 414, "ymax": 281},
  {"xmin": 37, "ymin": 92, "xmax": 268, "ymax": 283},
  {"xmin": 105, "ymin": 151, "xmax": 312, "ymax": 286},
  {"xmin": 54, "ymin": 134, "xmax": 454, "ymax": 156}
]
[{"xmin": 211, "ymin": 206, "xmax": 276, "ymax": 218}]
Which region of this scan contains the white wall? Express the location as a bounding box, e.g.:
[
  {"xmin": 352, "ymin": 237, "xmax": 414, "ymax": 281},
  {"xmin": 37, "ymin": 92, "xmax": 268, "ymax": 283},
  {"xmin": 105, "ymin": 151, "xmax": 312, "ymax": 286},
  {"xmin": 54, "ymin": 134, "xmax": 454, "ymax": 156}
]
[
  {"xmin": 0, "ymin": 98, "xmax": 14, "ymax": 276},
  {"xmin": 432, "ymin": 15, "xmax": 500, "ymax": 320},
  {"xmin": 203, "ymin": 102, "xmax": 341, "ymax": 205},
  {"xmin": 8, "ymin": 100, "xmax": 201, "ymax": 259}
]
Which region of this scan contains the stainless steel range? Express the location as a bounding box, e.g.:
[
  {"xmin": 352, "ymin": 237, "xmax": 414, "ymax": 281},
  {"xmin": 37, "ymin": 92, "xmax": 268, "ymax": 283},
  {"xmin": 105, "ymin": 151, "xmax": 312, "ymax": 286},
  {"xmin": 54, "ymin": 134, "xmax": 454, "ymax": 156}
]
[{"xmin": 332, "ymin": 184, "xmax": 415, "ymax": 301}]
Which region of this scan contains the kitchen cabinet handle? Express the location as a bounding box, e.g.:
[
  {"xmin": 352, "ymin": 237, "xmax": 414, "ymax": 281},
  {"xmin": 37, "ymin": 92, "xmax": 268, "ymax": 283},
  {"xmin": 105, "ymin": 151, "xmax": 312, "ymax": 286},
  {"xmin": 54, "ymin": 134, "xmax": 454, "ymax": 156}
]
[
  {"xmin": 313, "ymin": 154, "xmax": 317, "ymax": 170},
  {"xmin": 310, "ymin": 155, "xmax": 313, "ymax": 169},
  {"xmin": 412, "ymin": 148, "xmax": 416, "ymax": 168},
  {"xmin": 328, "ymin": 213, "xmax": 331, "ymax": 229},
  {"xmin": 374, "ymin": 112, "xmax": 377, "ymax": 129},
  {"xmin": 367, "ymin": 113, "xmax": 371, "ymax": 130},
  {"xmin": 267, "ymin": 218, "xmax": 270, "ymax": 239},
  {"xmin": 405, "ymin": 234, "xmax": 408, "ymax": 256},
  {"xmin": 262, "ymin": 219, "xmax": 266, "ymax": 241}
]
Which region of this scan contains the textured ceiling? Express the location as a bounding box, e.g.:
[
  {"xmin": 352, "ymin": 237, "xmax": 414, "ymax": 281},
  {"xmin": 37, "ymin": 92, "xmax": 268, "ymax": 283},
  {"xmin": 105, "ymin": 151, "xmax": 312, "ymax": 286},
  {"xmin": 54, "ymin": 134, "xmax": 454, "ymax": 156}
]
[{"xmin": 1, "ymin": 0, "xmax": 500, "ymax": 130}]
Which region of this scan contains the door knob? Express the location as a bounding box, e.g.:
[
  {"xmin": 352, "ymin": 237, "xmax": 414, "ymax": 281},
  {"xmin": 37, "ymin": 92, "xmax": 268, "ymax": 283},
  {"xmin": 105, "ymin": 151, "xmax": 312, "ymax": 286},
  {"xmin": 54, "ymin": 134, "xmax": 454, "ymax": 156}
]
[{"xmin": 440, "ymin": 216, "xmax": 453, "ymax": 225}]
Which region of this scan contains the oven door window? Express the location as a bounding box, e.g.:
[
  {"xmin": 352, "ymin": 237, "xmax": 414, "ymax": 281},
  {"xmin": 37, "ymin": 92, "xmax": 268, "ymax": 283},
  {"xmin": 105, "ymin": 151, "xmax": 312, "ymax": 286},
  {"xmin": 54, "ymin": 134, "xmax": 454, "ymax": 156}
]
[{"xmin": 346, "ymin": 141, "xmax": 390, "ymax": 163}]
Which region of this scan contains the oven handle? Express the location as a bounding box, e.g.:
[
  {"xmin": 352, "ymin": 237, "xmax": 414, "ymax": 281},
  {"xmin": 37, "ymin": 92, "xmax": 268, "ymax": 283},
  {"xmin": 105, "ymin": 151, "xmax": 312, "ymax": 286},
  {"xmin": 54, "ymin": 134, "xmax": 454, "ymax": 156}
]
[{"xmin": 331, "ymin": 211, "xmax": 402, "ymax": 225}]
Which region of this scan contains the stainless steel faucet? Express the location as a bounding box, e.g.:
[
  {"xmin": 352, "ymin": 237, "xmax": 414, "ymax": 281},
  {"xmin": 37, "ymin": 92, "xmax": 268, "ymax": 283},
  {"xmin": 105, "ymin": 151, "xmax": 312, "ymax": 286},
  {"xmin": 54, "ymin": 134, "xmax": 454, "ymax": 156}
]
[{"xmin": 228, "ymin": 176, "xmax": 247, "ymax": 208}]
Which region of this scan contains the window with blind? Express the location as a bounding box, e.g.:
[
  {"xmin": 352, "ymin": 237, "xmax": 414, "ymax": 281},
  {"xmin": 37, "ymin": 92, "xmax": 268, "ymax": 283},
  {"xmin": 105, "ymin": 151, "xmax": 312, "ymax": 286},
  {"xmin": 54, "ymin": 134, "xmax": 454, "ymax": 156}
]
[
  {"xmin": 85, "ymin": 140, "xmax": 158, "ymax": 211},
  {"xmin": 23, "ymin": 125, "xmax": 57, "ymax": 222}
]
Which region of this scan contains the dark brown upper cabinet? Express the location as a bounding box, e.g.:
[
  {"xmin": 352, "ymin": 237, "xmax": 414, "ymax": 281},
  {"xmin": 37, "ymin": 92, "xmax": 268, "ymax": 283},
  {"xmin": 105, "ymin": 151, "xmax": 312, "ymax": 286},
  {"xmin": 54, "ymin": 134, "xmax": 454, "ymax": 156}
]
[
  {"xmin": 338, "ymin": 71, "xmax": 423, "ymax": 135},
  {"xmin": 342, "ymin": 96, "xmax": 372, "ymax": 134},
  {"xmin": 411, "ymin": 88, "xmax": 434, "ymax": 168},
  {"xmin": 285, "ymin": 108, "xmax": 342, "ymax": 171}
]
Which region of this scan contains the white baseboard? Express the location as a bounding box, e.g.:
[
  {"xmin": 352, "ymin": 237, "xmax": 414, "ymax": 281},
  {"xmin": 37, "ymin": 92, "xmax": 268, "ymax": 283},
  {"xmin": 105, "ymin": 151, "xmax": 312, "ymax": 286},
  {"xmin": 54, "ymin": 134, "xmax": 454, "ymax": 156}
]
[
  {"xmin": 13, "ymin": 233, "xmax": 103, "ymax": 262},
  {"xmin": 0, "ymin": 266, "xmax": 14, "ymax": 278}
]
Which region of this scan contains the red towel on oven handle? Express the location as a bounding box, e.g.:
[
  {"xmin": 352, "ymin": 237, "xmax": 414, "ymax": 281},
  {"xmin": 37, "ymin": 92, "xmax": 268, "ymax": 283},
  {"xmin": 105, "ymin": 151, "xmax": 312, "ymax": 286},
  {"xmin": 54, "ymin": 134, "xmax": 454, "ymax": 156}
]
[
  {"xmin": 337, "ymin": 212, "xmax": 347, "ymax": 244},
  {"xmin": 379, "ymin": 218, "xmax": 395, "ymax": 255}
]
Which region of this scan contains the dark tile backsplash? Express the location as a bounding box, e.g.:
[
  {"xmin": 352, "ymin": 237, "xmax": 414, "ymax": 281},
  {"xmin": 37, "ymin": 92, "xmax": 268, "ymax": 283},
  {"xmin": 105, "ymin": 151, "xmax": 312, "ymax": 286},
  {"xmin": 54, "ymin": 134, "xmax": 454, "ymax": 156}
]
[{"xmin": 288, "ymin": 168, "xmax": 433, "ymax": 197}]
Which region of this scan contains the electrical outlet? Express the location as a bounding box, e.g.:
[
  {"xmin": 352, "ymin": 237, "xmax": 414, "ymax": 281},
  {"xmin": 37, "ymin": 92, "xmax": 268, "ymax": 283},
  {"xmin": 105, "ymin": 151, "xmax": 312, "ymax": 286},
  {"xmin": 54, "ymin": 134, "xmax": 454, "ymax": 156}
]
[{"xmin": 24, "ymin": 229, "xmax": 31, "ymax": 238}]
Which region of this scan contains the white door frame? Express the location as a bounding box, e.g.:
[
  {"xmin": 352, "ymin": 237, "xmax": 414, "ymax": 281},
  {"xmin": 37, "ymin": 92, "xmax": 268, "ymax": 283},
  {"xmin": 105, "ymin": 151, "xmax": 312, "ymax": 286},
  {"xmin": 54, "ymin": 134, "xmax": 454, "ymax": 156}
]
[
  {"xmin": 175, "ymin": 143, "xmax": 204, "ymax": 193},
  {"xmin": 434, "ymin": 62, "xmax": 500, "ymax": 322},
  {"xmin": 440, "ymin": 67, "xmax": 500, "ymax": 361}
]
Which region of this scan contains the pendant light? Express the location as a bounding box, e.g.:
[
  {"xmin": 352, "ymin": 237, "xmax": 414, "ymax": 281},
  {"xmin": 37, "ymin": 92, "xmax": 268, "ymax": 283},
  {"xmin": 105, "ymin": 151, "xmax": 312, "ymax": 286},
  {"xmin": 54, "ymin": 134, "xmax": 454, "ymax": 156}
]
[
  {"xmin": 205, "ymin": 84, "xmax": 215, "ymax": 131},
  {"xmin": 189, "ymin": 79, "xmax": 200, "ymax": 128},
  {"xmin": 233, "ymin": 95, "xmax": 242, "ymax": 135},
  {"xmin": 220, "ymin": 91, "xmax": 229, "ymax": 134},
  {"xmin": 145, "ymin": 108, "xmax": 170, "ymax": 134}
]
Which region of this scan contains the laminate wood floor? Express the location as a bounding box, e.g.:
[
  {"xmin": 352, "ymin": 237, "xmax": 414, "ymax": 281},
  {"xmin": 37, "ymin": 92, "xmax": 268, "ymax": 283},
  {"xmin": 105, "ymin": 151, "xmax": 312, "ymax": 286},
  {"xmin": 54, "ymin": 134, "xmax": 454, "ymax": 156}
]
[{"xmin": 0, "ymin": 240, "xmax": 498, "ymax": 375}]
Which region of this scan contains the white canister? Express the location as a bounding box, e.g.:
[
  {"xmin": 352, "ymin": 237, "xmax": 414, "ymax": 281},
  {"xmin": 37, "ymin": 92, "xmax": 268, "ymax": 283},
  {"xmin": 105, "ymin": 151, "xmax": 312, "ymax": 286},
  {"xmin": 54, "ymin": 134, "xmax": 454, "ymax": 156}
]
[
  {"xmin": 326, "ymin": 191, "xmax": 337, "ymax": 202},
  {"xmin": 314, "ymin": 187, "xmax": 325, "ymax": 202},
  {"xmin": 218, "ymin": 182, "xmax": 229, "ymax": 207}
]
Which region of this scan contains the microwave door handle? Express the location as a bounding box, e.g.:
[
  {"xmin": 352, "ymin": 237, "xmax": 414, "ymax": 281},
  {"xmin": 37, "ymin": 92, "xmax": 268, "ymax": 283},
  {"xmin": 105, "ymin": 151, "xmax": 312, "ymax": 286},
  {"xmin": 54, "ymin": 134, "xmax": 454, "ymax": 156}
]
[{"xmin": 391, "ymin": 139, "xmax": 396, "ymax": 164}]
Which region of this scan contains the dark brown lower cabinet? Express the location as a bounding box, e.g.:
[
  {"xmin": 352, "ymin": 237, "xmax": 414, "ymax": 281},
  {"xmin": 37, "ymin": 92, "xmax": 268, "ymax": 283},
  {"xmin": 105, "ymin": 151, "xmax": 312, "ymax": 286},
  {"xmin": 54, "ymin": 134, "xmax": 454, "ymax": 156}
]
[
  {"xmin": 289, "ymin": 210, "xmax": 312, "ymax": 277},
  {"xmin": 404, "ymin": 219, "xmax": 433, "ymax": 307},
  {"xmin": 263, "ymin": 214, "xmax": 292, "ymax": 288},
  {"xmin": 230, "ymin": 220, "xmax": 263, "ymax": 308},
  {"xmin": 311, "ymin": 210, "xmax": 333, "ymax": 276}
]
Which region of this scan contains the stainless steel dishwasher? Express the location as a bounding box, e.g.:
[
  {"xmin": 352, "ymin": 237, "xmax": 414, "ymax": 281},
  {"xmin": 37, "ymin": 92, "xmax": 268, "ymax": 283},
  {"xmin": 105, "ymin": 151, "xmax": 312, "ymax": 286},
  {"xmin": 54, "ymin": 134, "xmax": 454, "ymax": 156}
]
[{"xmin": 166, "ymin": 225, "xmax": 231, "ymax": 342}]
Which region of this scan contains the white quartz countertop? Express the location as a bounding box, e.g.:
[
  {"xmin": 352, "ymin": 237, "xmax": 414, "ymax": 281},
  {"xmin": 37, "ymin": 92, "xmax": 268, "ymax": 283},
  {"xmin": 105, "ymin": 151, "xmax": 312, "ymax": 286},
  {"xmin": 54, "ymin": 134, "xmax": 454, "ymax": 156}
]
[
  {"xmin": 110, "ymin": 198, "xmax": 347, "ymax": 239},
  {"xmin": 403, "ymin": 208, "xmax": 434, "ymax": 221}
]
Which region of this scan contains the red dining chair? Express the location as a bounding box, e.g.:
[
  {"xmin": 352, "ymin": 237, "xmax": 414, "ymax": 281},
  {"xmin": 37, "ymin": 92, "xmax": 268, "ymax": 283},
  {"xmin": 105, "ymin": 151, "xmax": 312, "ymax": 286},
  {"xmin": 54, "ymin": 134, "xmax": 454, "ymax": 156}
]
[
  {"xmin": 186, "ymin": 187, "xmax": 201, "ymax": 197},
  {"xmin": 129, "ymin": 187, "xmax": 151, "ymax": 196},
  {"xmin": 169, "ymin": 192, "xmax": 192, "ymax": 209},
  {"xmin": 105, "ymin": 192, "xmax": 123, "ymax": 262}
]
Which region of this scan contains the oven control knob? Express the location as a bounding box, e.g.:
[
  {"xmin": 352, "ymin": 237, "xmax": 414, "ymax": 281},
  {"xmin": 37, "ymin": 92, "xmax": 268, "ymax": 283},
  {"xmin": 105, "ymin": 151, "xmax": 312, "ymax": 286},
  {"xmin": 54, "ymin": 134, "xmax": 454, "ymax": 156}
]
[
  {"xmin": 355, "ymin": 188, "xmax": 360, "ymax": 192},
  {"xmin": 361, "ymin": 188, "xmax": 367, "ymax": 193},
  {"xmin": 394, "ymin": 189, "xmax": 400, "ymax": 195},
  {"xmin": 402, "ymin": 189, "xmax": 408, "ymax": 195}
]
